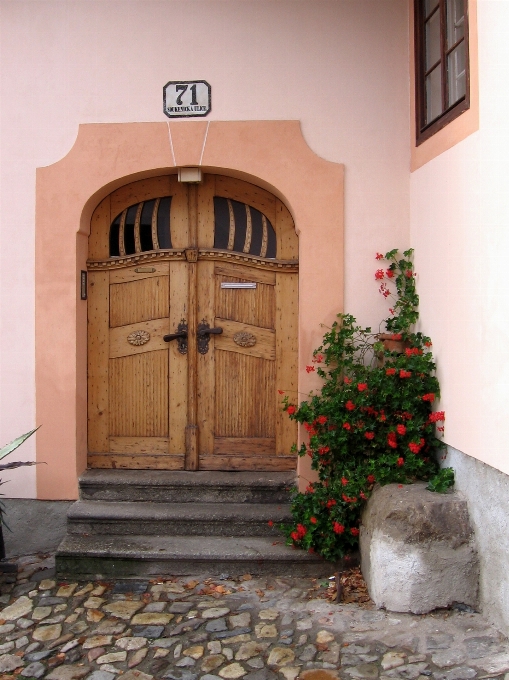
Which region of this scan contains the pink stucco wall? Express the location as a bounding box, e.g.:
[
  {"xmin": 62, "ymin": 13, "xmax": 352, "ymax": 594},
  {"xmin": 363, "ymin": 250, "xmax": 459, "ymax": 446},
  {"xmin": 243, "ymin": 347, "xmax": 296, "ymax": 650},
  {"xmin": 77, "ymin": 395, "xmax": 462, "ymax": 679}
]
[
  {"xmin": 410, "ymin": 0, "xmax": 509, "ymax": 476},
  {"xmin": 0, "ymin": 0, "xmax": 410, "ymax": 498}
]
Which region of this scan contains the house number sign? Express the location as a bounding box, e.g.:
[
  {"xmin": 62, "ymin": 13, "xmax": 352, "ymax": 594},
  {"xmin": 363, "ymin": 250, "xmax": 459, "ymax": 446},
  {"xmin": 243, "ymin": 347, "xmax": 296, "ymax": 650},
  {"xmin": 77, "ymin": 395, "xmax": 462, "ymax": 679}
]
[{"xmin": 163, "ymin": 80, "xmax": 211, "ymax": 118}]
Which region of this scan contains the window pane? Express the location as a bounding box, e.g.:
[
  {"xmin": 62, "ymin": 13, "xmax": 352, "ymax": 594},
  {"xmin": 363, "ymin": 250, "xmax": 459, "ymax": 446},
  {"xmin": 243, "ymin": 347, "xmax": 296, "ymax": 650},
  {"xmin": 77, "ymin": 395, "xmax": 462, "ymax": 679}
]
[
  {"xmin": 447, "ymin": 0, "xmax": 464, "ymax": 48},
  {"xmin": 425, "ymin": 10, "xmax": 441, "ymax": 70},
  {"xmin": 425, "ymin": 65, "xmax": 443, "ymax": 124},
  {"xmin": 424, "ymin": 0, "xmax": 439, "ymax": 18},
  {"xmin": 447, "ymin": 40, "xmax": 466, "ymax": 106}
]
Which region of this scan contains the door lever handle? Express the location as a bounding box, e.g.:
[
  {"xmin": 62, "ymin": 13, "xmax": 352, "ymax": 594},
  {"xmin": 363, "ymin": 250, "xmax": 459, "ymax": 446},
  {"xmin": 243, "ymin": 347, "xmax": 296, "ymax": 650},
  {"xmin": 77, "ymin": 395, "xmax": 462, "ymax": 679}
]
[
  {"xmin": 197, "ymin": 321, "xmax": 222, "ymax": 354},
  {"xmin": 163, "ymin": 321, "xmax": 188, "ymax": 355},
  {"xmin": 197, "ymin": 326, "xmax": 223, "ymax": 336},
  {"xmin": 163, "ymin": 330, "xmax": 188, "ymax": 341}
]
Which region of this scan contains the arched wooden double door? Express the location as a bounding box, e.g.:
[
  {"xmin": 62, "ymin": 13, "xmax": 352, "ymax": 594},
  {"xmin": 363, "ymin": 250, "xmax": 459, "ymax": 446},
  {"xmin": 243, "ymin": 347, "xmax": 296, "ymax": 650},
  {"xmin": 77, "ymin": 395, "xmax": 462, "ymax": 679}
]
[{"xmin": 87, "ymin": 174, "xmax": 298, "ymax": 471}]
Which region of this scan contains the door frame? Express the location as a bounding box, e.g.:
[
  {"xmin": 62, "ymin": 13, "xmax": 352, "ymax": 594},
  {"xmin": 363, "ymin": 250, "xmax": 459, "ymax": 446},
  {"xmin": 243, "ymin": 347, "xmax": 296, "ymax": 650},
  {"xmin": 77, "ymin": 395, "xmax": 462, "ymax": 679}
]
[{"xmin": 35, "ymin": 120, "xmax": 344, "ymax": 499}]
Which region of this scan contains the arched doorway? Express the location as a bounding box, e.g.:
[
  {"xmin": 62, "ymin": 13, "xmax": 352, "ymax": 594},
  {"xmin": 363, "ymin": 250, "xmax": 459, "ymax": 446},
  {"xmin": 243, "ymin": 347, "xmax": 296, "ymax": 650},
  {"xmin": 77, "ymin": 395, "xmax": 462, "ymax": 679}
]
[{"xmin": 87, "ymin": 173, "xmax": 298, "ymax": 471}]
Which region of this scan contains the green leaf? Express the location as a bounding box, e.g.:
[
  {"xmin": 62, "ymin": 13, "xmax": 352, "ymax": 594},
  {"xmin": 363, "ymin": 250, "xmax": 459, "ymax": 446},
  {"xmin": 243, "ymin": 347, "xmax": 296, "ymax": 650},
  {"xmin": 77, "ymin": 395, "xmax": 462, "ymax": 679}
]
[{"xmin": 0, "ymin": 427, "xmax": 39, "ymax": 461}]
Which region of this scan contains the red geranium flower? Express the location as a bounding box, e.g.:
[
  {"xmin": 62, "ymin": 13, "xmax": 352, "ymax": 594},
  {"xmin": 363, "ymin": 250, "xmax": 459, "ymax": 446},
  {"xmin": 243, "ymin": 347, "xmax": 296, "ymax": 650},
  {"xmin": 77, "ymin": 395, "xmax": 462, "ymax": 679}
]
[
  {"xmin": 343, "ymin": 422, "xmax": 351, "ymax": 431},
  {"xmin": 397, "ymin": 457, "xmax": 404, "ymax": 466},
  {"xmin": 310, "ymin": 517, "xmax": 317, "ymax": 524},
  {"xmin": 405, "ymin": 269, "xmax": 413, "ymax": 278},
  {"xmin": 424, "ymin": 340, "xmax": 432, "ymax": 347},
  {"xmin": 287, "ymin": 405, "xmax": 296, "ymax": 415},
  {"xmin": 386, "ymin": 269, "xmax": 394, "ymax": 278},
  {"xmin": 306, "ymin": 365, "xmax": 315, "ymax": 373},
  {"xmin": 422, "ymin": 393, "xmax": 435, "ymax": 402},
  {"xmin": 333, "ymin": 522, "xmax": 345, "ymax": 534},
  {"xmin": 375, "ymin": 253, "xmax": 384, "ymax": 260},
  {"xmin": 346, "ymin": 400, "xmax": 355, "ymax": 411},
  {"xmin": 408, "ymin": 442, "xmax": 421, "ymax": 454},
  {"xmin": 399, "ymin": 370, "xmax": 412, "ymax": 378},
  {"xmin": 291, "ymin": 531, "xmax": 299, "ymax": 541},
  {"xmin": 429, "ymin": 411, "xmax": 445, "ymax": 422},
  {"xmin": 344, "ymin": 376, "xmax": 352, "ymax": 384},
  {"xmin": 326, "ymin": 499, "xmax": 336, "ymax": 508},
  {"xmin": 350, "ymin": 527, "xmax": 360, "ymax": 536},
  {"xmin": 386, "ymin": 368, "xmax": 396, "ymax": 376},
  {"xmin": 387, "ymin": 432, "xmax": 398, "ymax": 448},
  {"xmin": 305, "ymin": 484, "xmax": 314, "ymax": 494},
  {"xmin": 375, "ymin": 269, "xmax": 385, "ymax": 280},
  {"xmin": 318, "ymin": 446, "xmax": 330, "ymax": 455},
  {"xmin": 396, "ymin": 424, "xmax": 406, "ymax": 435},
  {"xmin": 341, "ymin": 477, "xmax": 349, "ymax": 486},
  {"xmin": 367, "ymin": 474, "xmax": 376, "ymax": 484},
  {"xmin": 313, "ymin": 353, "xmax": 324, "ymax": 363},
  {"xmin": 365, "ymin": 431, "xmax": 374, "ymax": 440},
  {"xmin": 278, "ymin": 390, "xmax": 285, "ymax": 395},
  {"xmin": 317, "ymin": 415, "xmax": 327, "ymax": 424},
  {"xmin": 357, "ymin": 383, "xmax": 368, "ymax": 392},
  {"xmin": 296, "ymin": 523, "xmax": 307, "ymax": 538}
]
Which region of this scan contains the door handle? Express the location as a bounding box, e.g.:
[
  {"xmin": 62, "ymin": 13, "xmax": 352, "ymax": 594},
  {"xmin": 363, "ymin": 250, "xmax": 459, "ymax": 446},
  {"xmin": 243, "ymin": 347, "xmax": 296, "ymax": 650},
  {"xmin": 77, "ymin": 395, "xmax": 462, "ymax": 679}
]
[
  {"xmin": 197, "ymin": 321, "xmax": 223, "ymax": 354},
  {"xmin": 163, "ymin": 321, "xmax": 188, "ymax": 355},
  {"xmin": 197, "ymin": 326, "xmax": 223, "ymax": 336}
]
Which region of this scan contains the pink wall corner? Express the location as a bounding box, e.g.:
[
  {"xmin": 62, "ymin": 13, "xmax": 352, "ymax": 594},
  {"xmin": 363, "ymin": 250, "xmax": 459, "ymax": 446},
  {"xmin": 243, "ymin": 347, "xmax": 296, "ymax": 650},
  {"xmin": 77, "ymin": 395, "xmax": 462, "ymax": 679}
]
[{"xmin": 35, "ymin": 120, "xmax": 343, "ymax": 499}]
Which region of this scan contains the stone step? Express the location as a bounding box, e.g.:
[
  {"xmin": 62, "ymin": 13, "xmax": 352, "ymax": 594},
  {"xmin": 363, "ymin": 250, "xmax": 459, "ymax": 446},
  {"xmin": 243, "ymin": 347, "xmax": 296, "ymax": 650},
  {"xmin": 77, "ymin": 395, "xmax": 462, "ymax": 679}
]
[
  {"xmin": 67, "ymin": 500, "xmax": 292, "ymax": 536},
  {"xmin": 79, "ymin": 469, "xmax": 294, "ymax": 504},
  {"xmin": 56, "ymin": 533, "xmax": 332, "ymax": 578}
]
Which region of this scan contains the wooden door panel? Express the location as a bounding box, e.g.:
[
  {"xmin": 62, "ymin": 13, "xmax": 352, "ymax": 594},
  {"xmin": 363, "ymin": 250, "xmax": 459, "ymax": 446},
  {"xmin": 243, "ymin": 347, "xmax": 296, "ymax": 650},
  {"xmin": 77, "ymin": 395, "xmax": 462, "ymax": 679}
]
[
  {"xmin": 109, "ymin": 436, "xmax": 170, "ymax": 454},
  {"xmin": 214, "ymin": 351, "xmax": 276, "ymax": 438},
  {"xmin": 213, "ymin": 437, "xmax": 275, "ymax": 456},
  {"xmin": 214, "ymin": 318, "xmax": 275, "ymax": 361},
  {"xmin": 88, "ymin": 173, "xmax": 298, "ymax": 472},
  {"xmin": 109, "ymin": 351, "xmax": 169, "ymax": 437},
  {"xmin": 214, "ymin": 263, "xmax": 276, "ymax": 286},
  {"xmin": 215, "ymin": 276, "xmax": 275, "ymax": 328},
  {"xmin": 275, "ymin": 273, "xmax": 299, "ymax": 456},
  {"xmin": 88, "ymin": 271, "xmax": 110, "ymax": 454},
  {"xmin": 109, "ymin": 318, "xmax": 170, "ymax": 359},
  {"xmin": 109, "ymin": 276, "xmax": 169, "ymax": 327}
]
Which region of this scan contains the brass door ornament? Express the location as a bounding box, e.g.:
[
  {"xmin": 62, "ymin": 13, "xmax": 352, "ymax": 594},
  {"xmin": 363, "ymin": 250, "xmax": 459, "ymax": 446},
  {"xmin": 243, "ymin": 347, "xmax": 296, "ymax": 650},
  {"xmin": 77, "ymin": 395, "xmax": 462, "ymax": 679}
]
[
  {"xmin": 127, "ymin": 330, "xmax": 151, "ymax": 346},
  {"xmin": 233, "ymin": 331, "xmax": 257, "ymax": 348}
]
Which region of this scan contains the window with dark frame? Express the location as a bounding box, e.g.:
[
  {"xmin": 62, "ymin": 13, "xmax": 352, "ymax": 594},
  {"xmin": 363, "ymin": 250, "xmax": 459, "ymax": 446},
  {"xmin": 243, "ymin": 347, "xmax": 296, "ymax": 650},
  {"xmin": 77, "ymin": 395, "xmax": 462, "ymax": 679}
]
[{"xmin": 415, "ymin": 0, "xmax": 469, "ymax": 144}]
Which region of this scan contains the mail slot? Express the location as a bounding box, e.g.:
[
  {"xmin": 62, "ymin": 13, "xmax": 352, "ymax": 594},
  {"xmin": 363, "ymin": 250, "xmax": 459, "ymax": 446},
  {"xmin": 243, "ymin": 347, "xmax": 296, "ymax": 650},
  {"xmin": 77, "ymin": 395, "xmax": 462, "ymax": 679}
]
[{"xmin": 220, "ymin": 282, "xmax": 257, "ymax": 289}]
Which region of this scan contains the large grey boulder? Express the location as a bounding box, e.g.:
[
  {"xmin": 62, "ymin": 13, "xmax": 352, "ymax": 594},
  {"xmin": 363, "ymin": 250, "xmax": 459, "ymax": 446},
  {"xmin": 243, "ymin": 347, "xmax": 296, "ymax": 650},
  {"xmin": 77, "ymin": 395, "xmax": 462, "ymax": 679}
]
[{"xmin": 360, "ymin": 483, "xmax": 479, "ymax": 614}]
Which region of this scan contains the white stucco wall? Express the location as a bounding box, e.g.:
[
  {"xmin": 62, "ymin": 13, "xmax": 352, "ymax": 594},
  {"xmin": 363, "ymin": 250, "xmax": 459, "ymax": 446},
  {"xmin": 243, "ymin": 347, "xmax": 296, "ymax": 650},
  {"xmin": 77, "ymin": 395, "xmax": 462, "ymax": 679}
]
[
  {"xmin": 0, "ymin": 0, "xmax": 411, "ymax": 497},
  {"xmin": 410, "ymin": 0, "xmax": 509, "ymax": 476}
]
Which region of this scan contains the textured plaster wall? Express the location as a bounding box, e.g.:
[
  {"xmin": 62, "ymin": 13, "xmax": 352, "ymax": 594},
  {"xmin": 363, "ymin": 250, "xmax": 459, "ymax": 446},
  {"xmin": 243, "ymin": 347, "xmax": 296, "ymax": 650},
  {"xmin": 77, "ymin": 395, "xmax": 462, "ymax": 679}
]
[
  {"xmin": 0, "ymin": 0, "xmax": 410, "ymax": 497},
  {"xmin": 442, "ymin": 447, "xmax": 509, "ymax": 636},
  {"xmin": 410, "ymin": 0, "xmax": 509, "ymax": 476}
]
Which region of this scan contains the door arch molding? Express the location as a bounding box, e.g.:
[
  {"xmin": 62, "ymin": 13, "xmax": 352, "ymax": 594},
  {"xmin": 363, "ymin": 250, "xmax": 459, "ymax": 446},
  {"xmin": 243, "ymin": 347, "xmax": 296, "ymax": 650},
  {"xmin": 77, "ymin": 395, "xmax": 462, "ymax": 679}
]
[{"xmin": 36, "ymin": 120, "xmax": 344, "ymax": 499}]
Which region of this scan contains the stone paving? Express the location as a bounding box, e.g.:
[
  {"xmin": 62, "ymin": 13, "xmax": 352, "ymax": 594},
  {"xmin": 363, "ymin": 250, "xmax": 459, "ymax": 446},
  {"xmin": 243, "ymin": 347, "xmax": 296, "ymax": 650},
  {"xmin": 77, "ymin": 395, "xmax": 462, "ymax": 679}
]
[{"xmin": 0, "ymin": 554, "xmax": 508, "ymax": 680}]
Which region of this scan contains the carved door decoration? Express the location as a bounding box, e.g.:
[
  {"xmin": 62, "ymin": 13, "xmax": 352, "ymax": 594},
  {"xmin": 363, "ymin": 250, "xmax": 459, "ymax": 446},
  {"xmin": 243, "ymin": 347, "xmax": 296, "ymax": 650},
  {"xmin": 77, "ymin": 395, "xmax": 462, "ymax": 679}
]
[{"xmin": 87, "ymin": 174, "xmax": 298, "ymax": 471}]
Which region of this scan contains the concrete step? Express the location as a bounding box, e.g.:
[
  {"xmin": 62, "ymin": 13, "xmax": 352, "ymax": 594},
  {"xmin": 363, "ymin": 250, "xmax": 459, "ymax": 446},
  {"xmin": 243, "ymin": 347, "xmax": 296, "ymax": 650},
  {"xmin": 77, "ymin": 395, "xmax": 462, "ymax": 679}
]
[
  {"xmin": 67, "ymin": 500, "xmax": 291, "ymax": 536},
  {"xmin": 56, "ymin": 534, "xmax": 333, "ymax": 579},
  {"xmin": 79, "ymin": 469, "xmax": 295, "ymax": 504}
]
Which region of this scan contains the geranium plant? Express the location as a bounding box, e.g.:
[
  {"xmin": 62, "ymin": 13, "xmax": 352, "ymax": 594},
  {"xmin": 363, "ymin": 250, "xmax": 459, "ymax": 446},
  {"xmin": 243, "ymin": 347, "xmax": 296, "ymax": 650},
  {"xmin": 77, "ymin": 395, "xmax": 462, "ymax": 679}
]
[{"xmin": 281, "ymin": 249, "xmax": 452, "ymax": 562}]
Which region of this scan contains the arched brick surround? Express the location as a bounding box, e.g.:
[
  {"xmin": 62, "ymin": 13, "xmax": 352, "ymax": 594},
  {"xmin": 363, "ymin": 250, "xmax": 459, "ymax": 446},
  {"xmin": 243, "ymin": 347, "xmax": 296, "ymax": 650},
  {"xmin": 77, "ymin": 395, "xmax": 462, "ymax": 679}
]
[{"xmin": 35, "ymin": 120, "xmax": 344, "ymax": 499}]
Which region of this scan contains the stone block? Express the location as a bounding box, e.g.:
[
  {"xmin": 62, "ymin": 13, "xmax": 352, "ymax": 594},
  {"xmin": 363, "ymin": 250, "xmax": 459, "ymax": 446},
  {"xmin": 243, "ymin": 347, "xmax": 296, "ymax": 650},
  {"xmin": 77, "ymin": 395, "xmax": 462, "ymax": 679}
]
[{"xmin": 360, "ymin": 483, "xmax": 479, "ymax": 614}]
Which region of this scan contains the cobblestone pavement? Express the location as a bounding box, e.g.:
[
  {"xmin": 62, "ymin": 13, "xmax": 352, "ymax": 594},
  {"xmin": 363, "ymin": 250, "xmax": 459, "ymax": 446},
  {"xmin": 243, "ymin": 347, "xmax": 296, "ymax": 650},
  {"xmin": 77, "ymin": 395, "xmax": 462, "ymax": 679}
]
[{"xmin": 0, "ymin": 554, "xmax": 508, "ymax": 680}]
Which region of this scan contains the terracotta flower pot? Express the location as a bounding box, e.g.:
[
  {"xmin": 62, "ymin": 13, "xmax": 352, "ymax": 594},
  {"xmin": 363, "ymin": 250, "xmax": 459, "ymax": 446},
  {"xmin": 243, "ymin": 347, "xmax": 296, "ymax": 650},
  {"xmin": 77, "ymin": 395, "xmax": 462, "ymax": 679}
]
[
  {"xmin": 377, "ymin": 333, "xmax": 410, "ymax": 367},
  {"xmin": 377, "ymin": 333, "xmax": 410, "ymax": 353}
]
